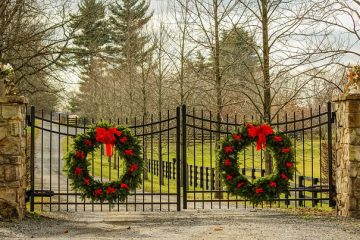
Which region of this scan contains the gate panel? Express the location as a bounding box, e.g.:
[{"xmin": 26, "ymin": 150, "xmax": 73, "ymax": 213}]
[
  {"xmin": 29, "ymin": 107, "xmax": 181, "ymax": 212},
  {"xmin": 181, "ymin": 103, "xmax": 336, "ymax": 209}
]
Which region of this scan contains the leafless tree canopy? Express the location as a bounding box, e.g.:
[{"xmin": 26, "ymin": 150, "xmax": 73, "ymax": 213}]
[{"xmin": 1, "ymin": 0, "xmax": 358, "ymax": 114}]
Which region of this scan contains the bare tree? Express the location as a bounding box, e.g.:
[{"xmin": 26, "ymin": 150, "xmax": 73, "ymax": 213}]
[
  {"xmin": 0, "ymin": 0, "xmax": 73, "ymax": 108},
  {"xmin": 183, "ymin": 0, "xmax": 241, "ymax": 198},
  {"xmin": 224, "ymin": 0, "xmax": 347, "ymax": 173}
]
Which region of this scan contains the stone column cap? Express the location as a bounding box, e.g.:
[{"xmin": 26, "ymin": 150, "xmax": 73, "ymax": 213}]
[
  {"xmin": 333, "ymin": 94, "xmax": 360, "ymax": 102},
  {"xmin": 0, "ymin": 96, "xmax": 28, "ymax": 104}
]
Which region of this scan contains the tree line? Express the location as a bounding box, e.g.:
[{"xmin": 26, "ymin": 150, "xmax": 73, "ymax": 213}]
[{"xmin": 0, "ymin": 0, "xmax": 358, "ymax": 119}]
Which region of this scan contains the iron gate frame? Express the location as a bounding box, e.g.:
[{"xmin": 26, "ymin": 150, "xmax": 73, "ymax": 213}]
[
  {"xmin": 29, "ymin": 106, "xmax": 182, "ymax": 212},
  {"xmin": 181, "ymin": 102, "xmax": 336, "ymax": 209},
  {"xmin": 29, "ymin": 103, "xmax": 336, "ymax": 212}
]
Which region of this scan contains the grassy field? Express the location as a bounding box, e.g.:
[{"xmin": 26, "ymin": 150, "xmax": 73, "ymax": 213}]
[
  {"xmin": 61, "ymin": 136, "xmax": 331, "ymax": 208},
  {"xmin": 62, "ymin": 137, "xmax": 328, "ymax": 182}
]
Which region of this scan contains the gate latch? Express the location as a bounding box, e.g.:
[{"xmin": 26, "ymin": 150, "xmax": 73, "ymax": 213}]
[{"xmin": 25, "ymin": 190, "xmax": 55, "ymax": 202}]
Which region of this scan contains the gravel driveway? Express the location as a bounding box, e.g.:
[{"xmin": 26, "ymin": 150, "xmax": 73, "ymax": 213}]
[{"xmin": 1, "ymin": 209, "xmax": 359, "ymax": 240}]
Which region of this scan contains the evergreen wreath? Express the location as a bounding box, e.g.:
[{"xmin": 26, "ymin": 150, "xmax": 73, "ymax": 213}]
[
  {"xmin": 64, "ymin": 122, "xmax": 142, "ymax": 203},
  {"xmin": 219, "ymin": 123, "xmax": 295, "ymax": 205}
]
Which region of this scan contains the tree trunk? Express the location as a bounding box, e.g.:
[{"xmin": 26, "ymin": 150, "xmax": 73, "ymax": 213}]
[
  {"xmin": 261, "ymin": 0, "xmax": 272, "ymax": 175},
  {"xmin": 213, "ymin": 0, "xmax": 223, "ymax": 199},
  {"xmin": 141, "ymin": 58, "xmax": 149, "ymax": 180},
  {"xmin": 178, "ymin": 0, "xmax": 189, "ymax": 188}
]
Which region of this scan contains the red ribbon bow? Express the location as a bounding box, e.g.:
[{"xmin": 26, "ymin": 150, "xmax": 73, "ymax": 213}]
[
  {"xmin": 95, "ymin": 127, "xmax": 122, "ymax": 157},
  {"xmin": 247, "ymin": 124, "xmax": 274, "ymax": 150}
]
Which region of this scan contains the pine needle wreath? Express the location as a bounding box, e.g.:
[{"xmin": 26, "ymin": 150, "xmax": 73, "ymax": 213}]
[
  {"xmin": 219, "ymin": 123, "xmax": 295, "ymax": 205},
  {"xmin": 64, "ymin": 122, "xmax": 142, "ymax": 203}
]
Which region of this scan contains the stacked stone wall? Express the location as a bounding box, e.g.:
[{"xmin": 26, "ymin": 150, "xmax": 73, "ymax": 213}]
[
  {"xmin": 0, "ymin": 96, "xmax": 27, "ymax": 219},
  {"xmin": 333, "ymin": 94, "xmax": 360, "ymax": 218}
]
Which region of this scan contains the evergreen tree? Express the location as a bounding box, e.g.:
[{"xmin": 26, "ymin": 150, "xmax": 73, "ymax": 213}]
[
  {"xmin": 68, "ymin": 0, "xmax": 110, "ymax": 118},
  {"xmin": 109, "ymin": 0, "xmax": 153, "ymax": 118},
  {"xmin": 219, "ymin": 27, "xmax": 260, "ymax": 114},
  {"xmin": 70, "ymin": 0, "xmax": 110, "ymax": 67},
  {"xmin": 220, "ymin": 27, "xmax": 258, "ymax": 78}
]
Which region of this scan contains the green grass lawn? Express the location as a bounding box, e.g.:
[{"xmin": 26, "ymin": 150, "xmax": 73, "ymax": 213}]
[
  {"xmin": 60, "ymin": 136, "xmax": 332, "ymax": 209},
  {"xmin": 141, "ymin": 138, "xmax": 327, "ymax": 183},
  {"xmin": 62, "ymin": 137, "xmax": 329, "ymax": 182}
]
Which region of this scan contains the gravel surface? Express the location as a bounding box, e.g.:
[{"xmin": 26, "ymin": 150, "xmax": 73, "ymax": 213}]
[{"xmin": 1, "ymin": 209, "xmax": 360, "ymax": 240}]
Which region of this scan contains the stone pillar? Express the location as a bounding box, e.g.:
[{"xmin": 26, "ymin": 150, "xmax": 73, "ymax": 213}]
[
  {"xmin": 333, "ymin": 94, "xmax": 360, "ymax": 218},
  {"xmin": 0, "ymin": 96, "xmax": 28, "ymax": 219}
]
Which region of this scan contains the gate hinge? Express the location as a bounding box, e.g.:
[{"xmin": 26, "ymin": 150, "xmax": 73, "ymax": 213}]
[
  {"xmin": 26, "ymin": 115, "xmax": 32, "ymax": 125},
  {"xmin": 331, "ymin": 112, "xmax": 336, "ymax": 123}
]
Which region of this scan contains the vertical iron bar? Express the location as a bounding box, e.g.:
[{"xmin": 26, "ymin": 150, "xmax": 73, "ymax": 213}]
[
  {"xmin": 167, "ymin": 110, "xmax": 170, "ymax": 211},
  {"xmin": 134, "ymin": 116, "xmax": 137, "ymax": 211},
  {"xmin": 243, "ymin": 115, "xmax": 246, "ymax": 176},
  {"xmin": 66, "ymin": 114, "xmax": 70, "ymax": 212},
  {"xmin": 226, "ymin": 114, "xmax": 230, "ymax": 209},
  {"xmin": 182, "ymin": 105, "xmax": 187, "ymax": 209},
  {"xmin": 318, "ymin": 106, "xmax": 323, "ymax": 207},
  {"xmin": 83, "ymin": 119, "xmax": 86, "ymax": 211},
  {"xmin": 235, "ymin": 114, "xmax": 238, "ymax": 208},
  {"xmin": 302, "ymin": 110, "xmax": 305, "ymax": 207},
  {"xmin": 209, "ymin": 111, "xmax": 213, "ymax": 208},
  {"xmin": 251, "ymin": 115, "xmax": 255, "ymax": 181},
  {"xmin": 91, "ymin": 118, "xmax": 95, "ymax": 212},
  {"xmin": 66, "ymin": 114, "xmax": 69, "ymax": 212},
  {"xmin": 159, "ymin": 112, "xmax": 162, "ymax": 211},
  {"xmin": 328, "ymin": 102, "xmax": 335, "ymax": 207},
  {"xmin": 151, "ymin": 114, "xmax": 154, "ymax": 211},
  {"xmin": 218, "ymin": 112, "xmax": 221, "ymax": 209},
  {"xmin": 176, "ymin": 107, "xmax": 181, "ymax": 211},
  {"xmin": 125, "ymin": 117, "xmax": 129, "ymax": 212},
  {"xmin": 201, "ymin": 110, "xmax": 204, "ymax": 209},
  {"xmin": 278, "ymin": 114, "xmax": 281, "ymax": 207},
  {"xmin": 30, "ymin": 106, "xmax": 35, "ymax": 212},
  {"xmin": 293, "ymin": 111, "xmax": 297, "ymax": 208},
  {"xmin": 243, "ymin": 115, "xmax": 246, "ymax": 210},
  {"xmin": 50, "ymin": 111, "xmax": 53, "ymax": 211},
  {"xmin": 142, "ymin": 115, "xmax": 146, "ymax": 211},
  {"xmin": 41, "ymin": 110, "xmax": 44, "ymax": 211},
  {"xmin": 310, "ymin": 108, "xmax": 314, "ymax": 207},
  {"xmin": 116, "ymin": 118, "xmax": 120, "ymax": 212},
  {"xmin": 74, "ymin": 116, "xmax": 78, "ymax": 211},
  {"xmin": 193, "ymin": 108, "xmax": 196, "ymax": 209},
  {"xmin": 58, "ymin": 113, "xmax": 61, "ymax": 211},
  {"xmin": 285, "ymin": 112, "xmax": 288, "ymax": 208}
]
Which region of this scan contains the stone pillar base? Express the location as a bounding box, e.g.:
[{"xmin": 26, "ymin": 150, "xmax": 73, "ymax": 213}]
[
  {"xmin": 0, "ymin": 96, "xmax": 28, "ymax": 220},
  {"xmin": 333, "ymin": 94, "xmax": 360, "ymax": 218}
]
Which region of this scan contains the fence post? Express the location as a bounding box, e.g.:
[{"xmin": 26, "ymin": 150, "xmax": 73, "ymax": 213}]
[
  {"xmin": 194, "ymin": 165, "xmax": 198, "ymax": 188},
  {"xmin": 333, "ymin": 95, "xmax": 360, "ymax": 217},
  {"xmin": 206, "ymin": 167, "xmax": 209, "ymax": 190},
  {"xmin": 189, "ymin": 165, "xmax": 193, "ymax": 186},
  {"xmin": 211, "ymin": 168, "xmax": 215, "ymax": 190},
  {"xmin": 312, "ymin": 178, "xmax": 319, "ymax": 207},
  {"xmin": 200, "ymin": 167, "xmax": 204, "ymax": 188},
  {"xmin": 298, "ymin": 176, "xmax": 304, "ymax": 207}
]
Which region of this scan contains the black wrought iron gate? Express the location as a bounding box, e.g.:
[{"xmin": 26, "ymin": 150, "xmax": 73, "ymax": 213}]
[{"xmin": 28, "ymin": 103, "xmax": 336, "ymax": 212}]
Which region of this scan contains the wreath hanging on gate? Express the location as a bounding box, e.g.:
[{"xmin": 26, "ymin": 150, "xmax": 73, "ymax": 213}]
[
  {"xmin": 64, "ymin": 122, "xmax": 142, "ymax": 203},
  {"xmin": 219, "ymin": 123, "xmax": 295, "ymax": 205}
]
